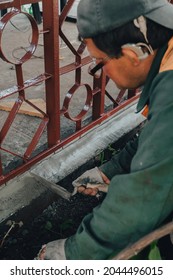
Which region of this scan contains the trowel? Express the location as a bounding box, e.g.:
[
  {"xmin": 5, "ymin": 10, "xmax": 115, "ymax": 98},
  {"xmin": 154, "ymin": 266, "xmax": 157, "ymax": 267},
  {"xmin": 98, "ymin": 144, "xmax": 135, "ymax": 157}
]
[{"xmin": 30, "ymin": 172, "xmax": 72, "ymax": 200}]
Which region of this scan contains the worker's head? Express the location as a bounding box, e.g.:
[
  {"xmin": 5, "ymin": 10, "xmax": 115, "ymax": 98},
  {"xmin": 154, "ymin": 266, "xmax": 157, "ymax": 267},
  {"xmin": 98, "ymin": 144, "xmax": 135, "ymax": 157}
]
[{"xmin": 77, "ymin": 0, "xmax": 173, "ymax": 89}]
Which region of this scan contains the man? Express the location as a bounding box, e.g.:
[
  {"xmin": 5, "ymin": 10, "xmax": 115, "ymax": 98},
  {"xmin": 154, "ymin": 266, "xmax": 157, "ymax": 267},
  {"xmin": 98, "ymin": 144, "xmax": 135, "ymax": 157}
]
[{"xmin": 37, "ymin": 0, "xmax": 173, "ymax": 259}]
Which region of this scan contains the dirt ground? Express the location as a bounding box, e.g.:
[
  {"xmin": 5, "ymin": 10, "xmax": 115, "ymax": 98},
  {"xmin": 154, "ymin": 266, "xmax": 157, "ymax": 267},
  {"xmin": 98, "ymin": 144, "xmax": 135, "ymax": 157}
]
[{"xmin": 0, "ymin": 192, "xmax": 104, "ymax": 260}]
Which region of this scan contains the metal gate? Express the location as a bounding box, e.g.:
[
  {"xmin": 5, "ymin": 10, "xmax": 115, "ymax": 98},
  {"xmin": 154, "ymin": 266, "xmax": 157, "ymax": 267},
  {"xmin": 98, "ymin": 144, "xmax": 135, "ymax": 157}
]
[{"xmin": 0, "ymin": 0, "xmax": 139, "ymax": 187}]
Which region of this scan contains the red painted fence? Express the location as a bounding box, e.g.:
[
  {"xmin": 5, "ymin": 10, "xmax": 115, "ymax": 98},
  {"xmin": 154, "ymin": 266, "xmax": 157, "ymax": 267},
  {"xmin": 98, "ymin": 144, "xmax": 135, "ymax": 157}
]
[{"xmin": 0, "ymin": 0, "xmax": 139, "ymax": 186}]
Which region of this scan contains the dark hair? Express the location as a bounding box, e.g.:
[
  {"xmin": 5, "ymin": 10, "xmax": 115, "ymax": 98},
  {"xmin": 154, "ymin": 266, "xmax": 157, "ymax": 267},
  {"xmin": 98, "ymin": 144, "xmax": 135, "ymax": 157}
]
[{"xmin": 92, "ymin": 18, "xmax": 173, "ymax": 58}]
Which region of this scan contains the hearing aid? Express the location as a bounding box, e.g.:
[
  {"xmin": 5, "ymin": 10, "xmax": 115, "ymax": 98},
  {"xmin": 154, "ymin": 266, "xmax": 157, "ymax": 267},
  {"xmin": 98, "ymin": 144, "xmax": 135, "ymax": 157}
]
[
  {"xmin": 121, "ymin": 16, "xmax": 154, "ymax": 60},
  {"xmin": 121, "ymin": 43, "xmax": 149, "ymax": 60}
]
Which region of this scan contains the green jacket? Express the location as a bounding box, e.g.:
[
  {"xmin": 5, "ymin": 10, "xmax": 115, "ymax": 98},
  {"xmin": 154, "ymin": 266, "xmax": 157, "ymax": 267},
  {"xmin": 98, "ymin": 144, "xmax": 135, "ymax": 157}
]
[{"xmin": 65, "ymin": 42, "xmax": 173, "ymax": 259}]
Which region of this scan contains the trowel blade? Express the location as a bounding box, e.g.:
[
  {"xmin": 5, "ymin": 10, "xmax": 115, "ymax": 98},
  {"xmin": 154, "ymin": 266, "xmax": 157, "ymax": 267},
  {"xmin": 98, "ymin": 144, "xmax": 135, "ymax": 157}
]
[{"xmin": 30, "ymin": 172, "xmax": 72, "ymax": 200}]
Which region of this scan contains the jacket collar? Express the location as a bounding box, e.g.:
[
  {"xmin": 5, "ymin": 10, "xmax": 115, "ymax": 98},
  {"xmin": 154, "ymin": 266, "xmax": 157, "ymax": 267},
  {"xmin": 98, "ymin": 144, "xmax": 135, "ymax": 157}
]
[{"xmin": 160, "ymin": 37, "xmax": 173, "ymax": 72}]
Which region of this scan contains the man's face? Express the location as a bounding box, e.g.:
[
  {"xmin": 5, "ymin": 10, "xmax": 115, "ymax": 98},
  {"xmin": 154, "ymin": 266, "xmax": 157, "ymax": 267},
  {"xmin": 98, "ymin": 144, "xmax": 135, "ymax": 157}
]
[{"xmin": 85, "ymin": 38, "xmax": 155, "ymax": 90}]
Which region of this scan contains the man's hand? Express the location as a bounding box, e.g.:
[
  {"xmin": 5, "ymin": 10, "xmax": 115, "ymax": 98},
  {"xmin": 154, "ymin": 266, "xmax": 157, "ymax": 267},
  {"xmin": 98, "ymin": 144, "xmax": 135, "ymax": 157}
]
[
  {"xmin": 35, "ymin": 239, "xmax": 67, "ymax": 260},
  {"xmin": 72, "ymin": 167, "xmax": 110, "ymax": 197}
]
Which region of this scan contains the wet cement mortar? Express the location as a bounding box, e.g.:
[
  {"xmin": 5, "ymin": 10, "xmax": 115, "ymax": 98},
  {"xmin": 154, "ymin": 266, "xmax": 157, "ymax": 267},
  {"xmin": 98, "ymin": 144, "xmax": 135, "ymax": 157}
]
[{"xmin": 0, "ymin": 129, "xmax": 173, "ymax": 260}]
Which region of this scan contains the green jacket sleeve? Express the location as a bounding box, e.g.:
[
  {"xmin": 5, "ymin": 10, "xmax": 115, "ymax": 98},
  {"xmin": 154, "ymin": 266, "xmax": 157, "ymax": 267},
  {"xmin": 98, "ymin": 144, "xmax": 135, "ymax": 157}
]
[
  {"xmin": 99, "ymin": 137, "xmax": 138, "ymax": 179},
  {"xmin": 65, "ymin": 71, "xmax": 173, "ymax": 260}
]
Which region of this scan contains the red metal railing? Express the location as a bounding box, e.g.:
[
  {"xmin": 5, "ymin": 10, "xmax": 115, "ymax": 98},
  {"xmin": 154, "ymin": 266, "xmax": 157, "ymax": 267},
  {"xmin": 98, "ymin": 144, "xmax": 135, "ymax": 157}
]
[{"xmin": 0, "ymin": 0, "xmax": 139, "ymax": 186}]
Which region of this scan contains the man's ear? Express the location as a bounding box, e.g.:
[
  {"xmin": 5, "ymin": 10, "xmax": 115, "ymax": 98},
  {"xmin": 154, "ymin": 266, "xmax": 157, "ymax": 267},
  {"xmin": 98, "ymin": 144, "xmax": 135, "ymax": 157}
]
[
  {"xmin": 121, "ymin": 47, "xmax": 140, "ymax": 66},
  {"xmin": 122, "ymin": 43, "xmax": 149, "ymax": 63}
]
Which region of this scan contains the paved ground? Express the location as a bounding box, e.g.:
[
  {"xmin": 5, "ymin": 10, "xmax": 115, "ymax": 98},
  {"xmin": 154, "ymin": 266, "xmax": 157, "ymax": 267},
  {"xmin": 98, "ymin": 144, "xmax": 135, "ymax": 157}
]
[{"xmin": 0, "ymin": 14, "xmax": 47, "ymax": 173}]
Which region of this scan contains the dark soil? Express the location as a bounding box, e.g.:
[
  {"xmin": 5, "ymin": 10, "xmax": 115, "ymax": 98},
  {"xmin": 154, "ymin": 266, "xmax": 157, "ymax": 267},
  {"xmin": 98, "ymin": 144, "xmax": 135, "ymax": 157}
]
[
  {"xmin": 0, "ymin": 192, "xmax": 105, "ymax": 260},
  {"xmin": 0, "ymin": 126, "xmax": 173, "ymax": 260}
]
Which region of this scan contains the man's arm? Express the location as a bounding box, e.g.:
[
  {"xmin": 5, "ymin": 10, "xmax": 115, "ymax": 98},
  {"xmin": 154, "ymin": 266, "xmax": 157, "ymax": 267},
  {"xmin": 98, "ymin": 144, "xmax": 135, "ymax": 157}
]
[
  {"xmin": 64, "ymin": 71, "xmax": 173, "ymax": 259},
  {"xmin": 99, "ymin": 136, "xmax": 138, "ymax": 180}
]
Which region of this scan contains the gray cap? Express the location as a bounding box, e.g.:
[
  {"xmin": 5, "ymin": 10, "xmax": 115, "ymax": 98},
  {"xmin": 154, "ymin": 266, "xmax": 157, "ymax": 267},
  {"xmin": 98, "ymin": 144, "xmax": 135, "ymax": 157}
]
[{"xmin": 77, "ymin": 0, "xmax": 173, "ymax": 38}]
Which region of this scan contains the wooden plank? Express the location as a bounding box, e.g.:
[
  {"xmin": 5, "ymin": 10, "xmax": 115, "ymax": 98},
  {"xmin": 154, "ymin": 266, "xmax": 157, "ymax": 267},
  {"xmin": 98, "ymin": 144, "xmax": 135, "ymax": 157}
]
[{"xmin": 0, "ymin": 98, "xmax": 46, "ymax": 118}]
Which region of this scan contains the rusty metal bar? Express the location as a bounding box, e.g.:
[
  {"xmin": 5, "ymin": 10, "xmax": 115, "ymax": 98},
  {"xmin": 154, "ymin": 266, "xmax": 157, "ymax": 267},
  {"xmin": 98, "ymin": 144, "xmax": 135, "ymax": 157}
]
[
  {"xmin": 42, "ymin": 0, "xmax": 60, "ymax": 147},
  {"xmin": 0, "ymin": 98, "xmax": 22, "ymax": 144},
  {"xmin": 92, "ymin": 73, "xmax": 106, "ymax": 120},
  {"xmin": 24, "ymin": 116, "xmax": 49, "ymax": 160},
  {"xmin": 0, "ymin": 152, "xmax": 2, "ymax": 177},
  {"xmin": 0, "ymin": 146, "xmax": 24, "ymax": 159},
  {"xmin": 15, "ymin": 65, "xmax": 25, "ymax": 99}
]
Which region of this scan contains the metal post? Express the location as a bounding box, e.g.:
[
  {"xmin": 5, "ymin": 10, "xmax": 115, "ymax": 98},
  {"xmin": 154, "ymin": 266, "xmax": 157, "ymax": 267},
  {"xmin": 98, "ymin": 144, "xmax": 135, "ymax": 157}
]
[{"xmin": 42, "ymin": 0, "xmax": 60, "ymax": 146}]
